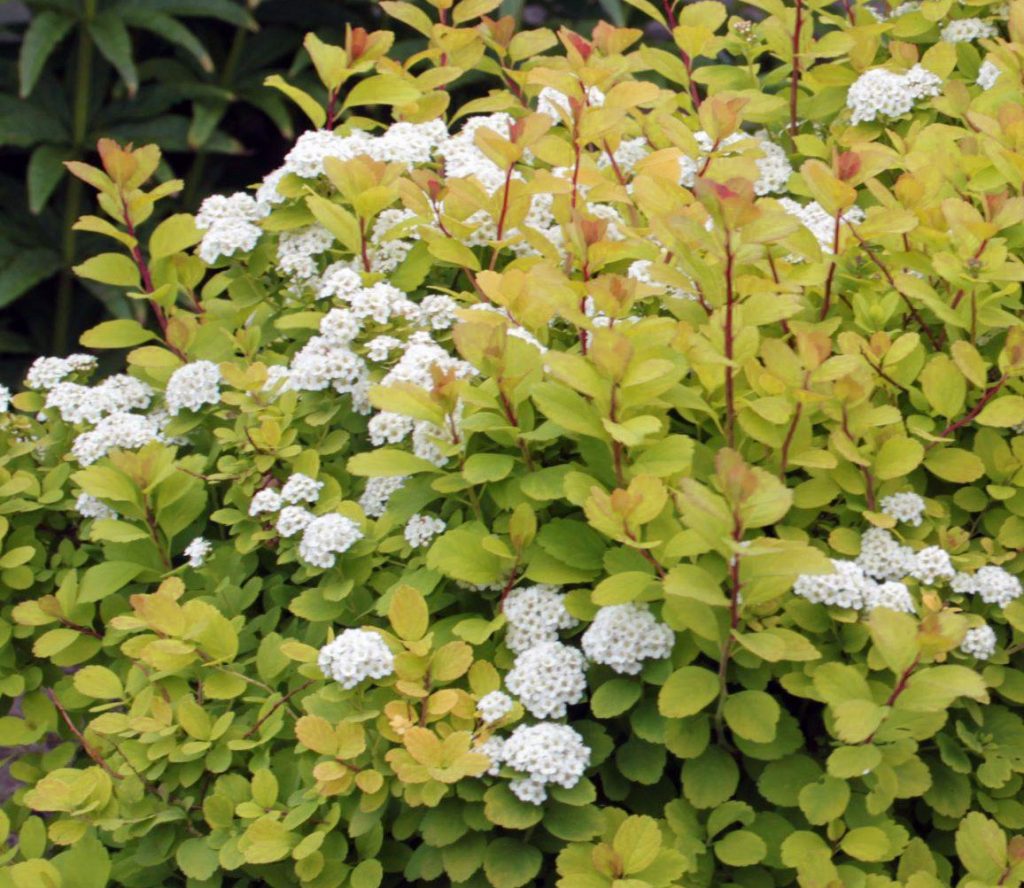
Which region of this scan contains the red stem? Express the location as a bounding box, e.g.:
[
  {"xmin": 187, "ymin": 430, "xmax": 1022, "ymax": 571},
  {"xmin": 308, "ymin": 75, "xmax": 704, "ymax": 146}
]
[
  {"xmin": 928, "ymin": 374, "xmax": 1008, "ymax": 448},
  {"xmin": 662, "ymin": 0, "xmax": 701, "ymax": 109},
  {"xmin": 790, "ymin": 0, "xmax": 804, "ymax": 136},
  {"xmin": 779, "ymin": 401, "xmax": 803, "ymax": 478},
  {"xmin": 819, "ymin": 212, "xmax": 842, "ymax": 319},
  {"xmin": 724, "ymin": 232, "xmax": 736, "ymax": 448},
  {"xmin": 45, "ymin": 687, "xmax": 121, "ymax": 779}
]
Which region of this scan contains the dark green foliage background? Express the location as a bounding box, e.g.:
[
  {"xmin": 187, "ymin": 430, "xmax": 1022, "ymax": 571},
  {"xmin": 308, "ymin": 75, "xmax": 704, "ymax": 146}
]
[{"xmin": 0, "ymin": 0, "xmax": 642, "ymax": 384}]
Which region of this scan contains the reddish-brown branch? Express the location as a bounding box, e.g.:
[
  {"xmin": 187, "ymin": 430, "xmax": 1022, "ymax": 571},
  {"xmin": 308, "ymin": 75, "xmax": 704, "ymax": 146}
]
[
  {"xmin": 927, "ymin": 374, "xmax": 1008, "ymax": 448},
  {"xmin": 865, "ymin": 655, "xmax": 920, "ymax": 743},
  {"xmin": 779, "ymin": 401, "xmax": 802, "ymax": 478},
  {"xmin": 59, "ymin": 616, "xmax": 102, "ymax": 639},
  {"xmin": 841, "ymin": 408, "xmax": 876, "ymax": 510},
  {"xmin": 724, "ymin": 233, "xmax": 737, "ymax": 447},
  {"xmin": 848, "ymin": 225, "xmax": 942, "ymax": 351},
  {"xmin": 243, "ymin": 679, "xmax": 315, "ymax": 738},
  {"xmin": 662, "ymin": 0, "xmax": 701, "ymax": 109},
  {"xmin": 45, "ymin": 687, "xmax": 122, "ymax": 780},
  {"xmin": 790, "ymin": 0, "xmax": 804, "ymax": 136},
  {"xmin": 358, "ymin": 217, "xmax": 372, "ymax": 273},
  {"xmin": 819, "ymin": 212, "xmax": 842, "ymax": 319}
]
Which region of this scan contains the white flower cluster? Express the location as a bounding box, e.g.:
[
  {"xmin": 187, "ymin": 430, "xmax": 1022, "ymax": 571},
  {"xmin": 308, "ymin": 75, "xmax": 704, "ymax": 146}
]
[
  {"xmin": 281, "ymin": 473, "xmax": 323, "ymax": 504},
  {"xmin": 75, "ymin": 493, "xmax": 117, "ymax": 521},
  {"xmin": 277, "ymin": 506, "xmax": 315, "ymax": 538},
  {"xmin": 0, "ymin": 384, "xmax": 9, "ymax": 413},
  {"xmin": 580, "ymin": 604, "xmax": 674, "ymax": 675},
  {"xmin": 477, "ymin": 690, "xmax": 515, "ymax": 724},
  {"xmin": 907, "ymin": 545, "xmax": 956, "ymax": 585},
  {"xmin": 277, "ymin": 225, "xmax": 334, "ymax": 282},
  {"xmin": 960, "ymin": 624, "xmax": 998, "ymax": 660},
  {"xmin": 503, "ymin": 584, "xmax": 579, "ymax": 653},
  {"xmin": 793, "ymin": 559, "xmax": 916, "ymax": 613},
  {"xmin": 951, "ymin": 565, "xmax": 1023, "ymax": 607},
  {"xmin": 505, "ymin": 641, "xmax": 588, "ymax": 718},
  {"xmin": 880, "ymin": 492, "xmax": 927, "ymax": 526},
  {"xmin": 846, "ymin": 64, "xmax": 943, "ymax": 125},
  {"xmin": 71, "ymin": 412, "xmax": 165, "ymax": 466},
  {"xmin": 404, "ymin": 514, "xmax": 446, "ymax": 548},
  {"xmin": 46, "ymin": 374, "xmax": 153, "ymax": 424},
  {"xmin": 183, "ymin": 536, "xmax": 212, "ymax": 568},
  {"xmin": 485, "ymin": 722, "xmax": 591, "ymax": 805},
  {"xmin": 857, "ymin": 527, "xmax": 916, "ymax": 581},
  {"xmin": 249, "ymin": 488, "xmax": 283, "ymax": 516},
  {"xmin": 977, "ymin": 60, "xmax": 1002, "ymax": 90},
  {"xmin": 358, "ymin": 476, "xmax": 407, "ymax": 518},
  {"xmin": 26, "ymin": 354, "xmax": 97, "ymax": 390},
  {"xmin": 536, "ymin": 85, "xmax": 606, "ymax": 122},
  {"xmin": 195, "ymin": 192, "xmax": 265, "ymax": 263},
  {"xmin": 941, "ymin": 17, "xmax": 999, "ymax": 42},
  {"xmin": 297, "ymin": 513, "xmax": 363, "ymax": 569},
  {"xmin": 679, "ymin": 131, "xmax": 792, "ymax": 195},
  {"xmin": 778, "ymin": 198, "xmax": 866, "ymax": 253},
  {"xmin": 317, "ymin": 628, "xmax": 395, "ymax": 689},
  {"xmin": 437, "ymin": 113, "xmax": 518, "ymax": 192},
  {"xmin": 165, "ymin": 361, "xmax": 222, "ymax": 415}
]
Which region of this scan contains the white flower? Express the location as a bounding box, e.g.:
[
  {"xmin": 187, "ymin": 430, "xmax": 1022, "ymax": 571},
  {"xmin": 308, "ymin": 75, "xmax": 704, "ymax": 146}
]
[
  {"xmin": 505, "ymin": 641, "xmax": 587, "ymax": 719},
  {"xmin": 317, "ymin": 263, "xmax": 363, "ymax": 302},
  {"xmin": 941, "ymin": 17, "xmax": 999, "ymax": 42},
  {"xmin": 499, "ymin": 722, "xmax": 591, "ymax": 805},
  {"xmin": 908, "ymin": 546, "xmax": 956, "ymax": 585},
  {"xmin": 953, "ymin": 565, "xmax": 1022, "ymax": 607},
  {"xmin": 165, "ymin": 361, "xmax": 221, "ymax": 415},
  {"xmin": 317, "ymin": 628, "xmax": 394, "ymax": 689},
  {"xmin": 358, "ymin": 476, "xmax": 407, "ymax": 518},
  {"xmin": 46, "ymin": 374, "xmax": 153, "ymax": 424},
  {"xmin": 477, "ymin": 691, "xmax": 514, "ymax": 724},
  {"xmin": 282, "ymin": 129, "xmax": 374, "ymax": 179},
  {"xmin": 856, "ymin": 528, "xmax": 916, "ymax": 581},
  {"xmin": 249, "ymin": 489, "xmax": 283, "ymax": 517},
  {"xmin": 286, "ymin": 335, "xmax": 368, "ymax": 395},
  {"xmin": 846, "ymin": 64, "xmax": 942, "ymax": 125},
  {"xmin": 777, "ymin": 198, "xmax": 865, "ymax": 253},
  {"xmin": 298, "ymin": 513, "xmax": 363, "ymax": 569},
  {"xmin": 277, "ymin": 225, "xmax": 334, "ymax": 281},
  {"xmin": 184, "ymin": 536, "xmax": 212, "ymax": 568},
  {"xmin": 476, "ymin": 736, "xmax": 506, "ymax": 776},
  {"xmin": 978, "ymin": 59, "xmax": 1002, "ymax": 90},
  {"xmin": 536, "ymin": 84, "xmax": 605, "ymax": 121},
  {"xmin": 71, "ymin": 412, "xmax": 163, "ymax": 465},
  {"xmin": 26, "ymin": 354, "xmax": 97, "ymax": 390},
  {"xmin": 276, "ymin": 506, "xmax": 314, "ymax": 538},
  {"xmin": 581, "ymin": 604, "xmax": 674, "ymax": 675},
  {"xmin": 503, "ymin": 584, "xmax": 579, "ymax": 653},
  {"xmin": 404, "ymin": 514, "xmax": 446, "ymax": 548},
  {"xmin": 0, "ymin": 384, "xmax": 9, "ymax": 412},
  {"xmin": 75, "ymin": 493, "xmax": 117, "ymax": 521},
  {"xmin": 880, "ymin": 492, "xmax": 926, "ymax": 526},
  {"xmin": 320, "ymin": 308, "xmax": 361, "ymax": 345},
  {"xmin": 862, "ymin": 580, "xmax": 916, "ymax": 614},
  {"xmin": 195, "ymin": 192, "xmax": 264, "ymax": 263},
  {"xmin": 281, "ymin": 473, "xmax": 323, "ymax": 505},
  {"xmin": 794, "ymin": 559, "xmax": 872, "ymax": 610},
  {"xmin": 961, "ymin": 624, "xmax": 997, "ymax": 660}
]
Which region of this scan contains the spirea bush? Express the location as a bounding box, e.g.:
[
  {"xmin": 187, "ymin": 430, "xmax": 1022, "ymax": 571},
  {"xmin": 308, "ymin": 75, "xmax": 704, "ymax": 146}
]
[{"xmin": 5, "ymin": 0, "xmax": 1024, "ymax": 884}]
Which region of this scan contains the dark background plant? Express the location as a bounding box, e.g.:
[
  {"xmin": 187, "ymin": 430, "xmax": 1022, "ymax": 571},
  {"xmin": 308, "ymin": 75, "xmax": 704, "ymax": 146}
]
[{"xmin": 0, "ymin": 0, "xmax": 645, "ymax": 386}]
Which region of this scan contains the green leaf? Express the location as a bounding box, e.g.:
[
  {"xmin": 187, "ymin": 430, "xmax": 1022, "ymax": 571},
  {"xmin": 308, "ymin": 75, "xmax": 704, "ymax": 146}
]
[
  {"xmin": 73, "ymin": 666, "xmax": 123, "ymax": 700},
  {"xmin": 956, "ymin": 812, "xmax": 1007, "ymax": 882},
  {"xmin": 79, "ymin": 319, "xmax": 156, "ymax": 349},
  {"xmin": 976, "ymin": 395, "xmax": 1024, "ymax": 428},
  {"xmin": 264, "ymin": 75, "xmax": 327, "ymax": 128},
  {"xmin": 79, "ymin": 561, "xmax": 146, "ymax": 604},
  {"xmin": 733, "ymin": 627, "xmax": 820, "ymax": 662},
  {"xmin": 19, "ymin": 11, "xmax": 75, "ymax": 98},
  {"xmin": 73, "ymin": 252, "xmax": 142, "ymax": 288},
  {"xmin": 28, "ymin": 144, "xmax": 73, "ymax": 214},
  {"xmin": 52, "ymin": 833, "xmax": 111, "ymax": 888},
  {"xmin": 427, "ymin": 523, "xmax": 506, "ymax": 585},
  {"xmin": 723, "ymin": 690, "xmax": 780, "ymax": 743},
  {"xmin": 342, "ymin": 74, "xmax": 423, "ymax": 109},
  {"xmin": 832, "ymin": 699, "xmax": 885, "ymax": 743},
  {"xmin": 175, "ymin": 837, "xmax": 220, "ymax": 880},
  {"xmin": 715, "ymin": 829, "xmax": 768, "ymax": 867},
  {"xmin": 348, "ymin": 449, "xmax": 443, "ymax": 477},
  {"xmin": 483, "ymin": 838, "xmax": 542, "ymax": 888},
  {"xmin": 150, "ymin": 214, "xmax": 202, "ymax": 259},
  {"xmin": 350, "ymin": 860, "xmax": 384, "ymax": 888},
  {"xmin": 591, "ymin": 678, "xmax": 642, "ymax": 718},
  {"xmin": 682, "ymin": 745, "xmax": 739, "ymax": 809},
  {"xmin": 924, "ymin": 447, "xmax": 985, "ymax": 483},
  {"xmin": 88, "ymin": 12, "xmax": 138, "ymax": 94},
  {"xmin": 658, "ymin": 666, "xmax": 719, "ymax": 717},
  {"xmin": 873, "ymin": 436, "xmax": 924, "ymax": 481},
  {"xmin": 840, "ymin": 826, "xmax": 891, "ymax": 862},
  {"xmin": 463, "ymin": 453, "xmax": 515, "ymax": 484},
  {"xmin": 613, "ymin": 815, "xmax": 662, "ymax": 874},
  {"xmin": 868, "ymin": 608, "xmax": 919, "ymax": 674},
  {"xmin": 483, "ymin": 784, "xmax": 544, "ymax": 829},
  {"xmin": 798, "ymin": 776, "xmax": 851, "ymax": 825}
]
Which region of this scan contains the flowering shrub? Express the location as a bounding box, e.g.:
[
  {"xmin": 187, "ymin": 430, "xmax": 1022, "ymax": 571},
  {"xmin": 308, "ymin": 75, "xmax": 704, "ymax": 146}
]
[{"xmin": 4, "ymin": 0, "xmax": 1024, "ymax": 884}]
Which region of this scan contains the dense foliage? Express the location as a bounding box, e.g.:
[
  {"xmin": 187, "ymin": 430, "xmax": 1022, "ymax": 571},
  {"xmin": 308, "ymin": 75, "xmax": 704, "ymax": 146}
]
[{"xmin": 3, "ymin": 0, "xmax": 1024, "ymax": 885}]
